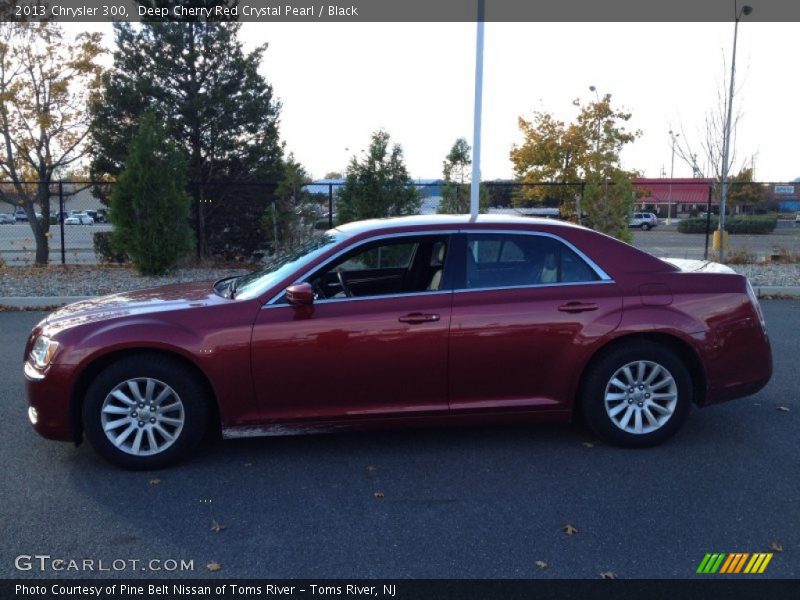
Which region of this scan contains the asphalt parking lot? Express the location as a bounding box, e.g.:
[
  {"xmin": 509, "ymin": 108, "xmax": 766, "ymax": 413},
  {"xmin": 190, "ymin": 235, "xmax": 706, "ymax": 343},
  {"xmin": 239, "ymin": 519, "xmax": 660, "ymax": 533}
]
[
  {"xmin": 1, "ymin": 303, "xmax": 798, "ymax": 580},
  {"xmin": 632, "ymin": 222, "xmax": 800, "ymax": 260}
]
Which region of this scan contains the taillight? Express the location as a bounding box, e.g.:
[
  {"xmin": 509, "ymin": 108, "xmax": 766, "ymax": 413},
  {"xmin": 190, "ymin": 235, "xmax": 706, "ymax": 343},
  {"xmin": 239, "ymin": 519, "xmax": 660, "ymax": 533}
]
[{"xmin": 745, "ymin": 280, "xmax": 767, "ymax": 333}]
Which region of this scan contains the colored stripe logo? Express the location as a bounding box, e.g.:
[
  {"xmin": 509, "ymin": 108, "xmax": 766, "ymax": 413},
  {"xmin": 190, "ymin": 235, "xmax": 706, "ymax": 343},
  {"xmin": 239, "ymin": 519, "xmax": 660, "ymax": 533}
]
[{"xmin": 696, "ymin": 553, "xmax": 773, "ymax": 574}]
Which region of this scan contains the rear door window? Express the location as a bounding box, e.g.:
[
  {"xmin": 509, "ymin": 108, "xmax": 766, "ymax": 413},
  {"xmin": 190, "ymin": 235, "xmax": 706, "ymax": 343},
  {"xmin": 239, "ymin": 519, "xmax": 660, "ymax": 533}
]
[{"xmin": 464, "ymin": 233, "xmax": 600, "ymax": 290}]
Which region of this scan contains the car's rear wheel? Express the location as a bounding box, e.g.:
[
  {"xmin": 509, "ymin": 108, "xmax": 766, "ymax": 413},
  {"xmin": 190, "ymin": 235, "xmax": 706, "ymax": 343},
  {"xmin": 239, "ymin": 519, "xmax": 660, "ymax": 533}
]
[
  {"xmin": 580, "ymin": 341, "xmax": 692, "ymax": 447},
  {"xmin": 83, "ymin": 355, "xmax": 208, "ymax": 469},
  {"xmin": 641, "ymin": 223, "xmax": 651, "ymax": 231}
]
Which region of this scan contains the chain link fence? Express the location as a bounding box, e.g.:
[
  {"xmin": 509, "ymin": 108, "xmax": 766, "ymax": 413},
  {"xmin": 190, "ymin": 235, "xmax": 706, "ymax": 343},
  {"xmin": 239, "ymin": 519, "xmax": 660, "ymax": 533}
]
[{"xmin": 1, "ymin": 179, "xmax": 798, "ymax": 265}]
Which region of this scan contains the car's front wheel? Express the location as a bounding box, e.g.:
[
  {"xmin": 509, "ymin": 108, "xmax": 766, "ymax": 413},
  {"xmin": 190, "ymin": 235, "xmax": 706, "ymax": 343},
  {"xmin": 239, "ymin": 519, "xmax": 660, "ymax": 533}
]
[
  {"xmin": 580, "ymin": 341, "xmax": 692, "ymax": 447},
  {"xmin": 641, "ymin": 223, "xmax": 651, "ymax": 231},
  {"xmin": 83, "ymin": 355, "xmax": 209, "ymax": 469}
]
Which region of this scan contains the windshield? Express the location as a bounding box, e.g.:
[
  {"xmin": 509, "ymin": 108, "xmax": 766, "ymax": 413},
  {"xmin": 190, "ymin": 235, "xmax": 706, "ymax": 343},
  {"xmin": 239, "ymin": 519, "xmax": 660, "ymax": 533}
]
[{"xmin": 233, "ymin": 232, "xmax": 347, "ymax": 301}]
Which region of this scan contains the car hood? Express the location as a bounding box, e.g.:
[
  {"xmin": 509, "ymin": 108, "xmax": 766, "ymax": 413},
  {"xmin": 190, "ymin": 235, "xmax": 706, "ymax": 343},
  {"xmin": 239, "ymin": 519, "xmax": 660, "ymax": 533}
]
[
  {"xmin": 44, "ymin": 280, "xmax": 227, "ymax": 330},
  {"xmin": 661, "ymin": 258, "xmax": 736, "ymax": 274}
]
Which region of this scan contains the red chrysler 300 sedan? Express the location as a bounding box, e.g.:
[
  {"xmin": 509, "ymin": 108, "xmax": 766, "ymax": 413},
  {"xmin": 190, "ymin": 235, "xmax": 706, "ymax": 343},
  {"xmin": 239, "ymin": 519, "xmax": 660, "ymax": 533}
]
[{"xmin": 24, "ymin": 215, "xmax": 772, "ymax": 468}]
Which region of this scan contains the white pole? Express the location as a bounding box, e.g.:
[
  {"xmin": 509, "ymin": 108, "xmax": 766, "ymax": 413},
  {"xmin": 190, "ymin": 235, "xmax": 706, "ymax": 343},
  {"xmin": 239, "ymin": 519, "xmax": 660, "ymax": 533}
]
[{"xmin": 470, "ymin": 0, "xmax": 485, "ymax": 219}]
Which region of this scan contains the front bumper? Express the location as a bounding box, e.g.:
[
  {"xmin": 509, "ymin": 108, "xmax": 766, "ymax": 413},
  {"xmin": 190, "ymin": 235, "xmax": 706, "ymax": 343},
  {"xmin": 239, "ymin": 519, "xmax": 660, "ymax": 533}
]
[{"xmin": 24, "ymin": 362, "xmax": 75, "ymax": 441}]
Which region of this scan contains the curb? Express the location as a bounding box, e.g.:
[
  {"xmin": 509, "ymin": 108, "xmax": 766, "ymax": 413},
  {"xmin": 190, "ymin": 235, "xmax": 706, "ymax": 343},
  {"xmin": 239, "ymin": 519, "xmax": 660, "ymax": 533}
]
[
  {"xmin": 1, "ymin": 287, "xmax": 800, "ymax": 310},
  {"xmin": 753, "ymin": 286, "xmax": 800, "ymax": 299},
  {"xmin": 0, "ymin": 296, "xmax": 92, "ymax": 310}
]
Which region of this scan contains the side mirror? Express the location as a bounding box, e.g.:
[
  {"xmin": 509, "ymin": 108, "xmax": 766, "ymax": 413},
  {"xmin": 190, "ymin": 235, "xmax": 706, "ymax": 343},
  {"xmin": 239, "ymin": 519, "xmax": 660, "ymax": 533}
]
[{"xmin": 285, "ymin": 282, "xmax": 314, "ymax": 306}]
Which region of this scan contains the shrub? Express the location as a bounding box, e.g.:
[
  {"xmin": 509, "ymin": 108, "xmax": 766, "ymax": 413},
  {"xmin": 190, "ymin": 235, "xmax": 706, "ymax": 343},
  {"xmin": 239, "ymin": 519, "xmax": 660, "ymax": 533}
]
[
  {"xmin": 93, "ymin": 231, "xmax": 127, "ymax": 264},
  {"xmin": 678, "ymin": 217, "xmax": 718, "ymax": 234},
  {"xmin": 678, "ymin": 216, "xmax": 777, "ymax": 235},
  {"xmin": 724, "ymin": 216, "xmax": 777, "ymax": 234},
  {"xmin": 110, "ymin": 113, "xmax": 194, "ymax": 275}
]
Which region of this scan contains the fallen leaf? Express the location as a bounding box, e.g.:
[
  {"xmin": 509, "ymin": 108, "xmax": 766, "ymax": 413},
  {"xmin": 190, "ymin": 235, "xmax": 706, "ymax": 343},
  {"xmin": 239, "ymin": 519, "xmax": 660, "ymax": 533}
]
[
  {"xmin": 211, "ymin": 520, "xmax": 225, "ymax": 533},
  {"xmin": 366, "ymin": 465, "xmax": 378, "ymax": 473},
  {"xmin": 206, "ymin": 562, "xmax": 222, "ymax": 572},
  {"xmin": 777, "ymin": 406, "xmax": 790, "ymax": 412},
  {"xmin": 770, "ymin": 541, "xmax": 784, "ymax": 553},
  {"xmin": 562, "ymin": 524, "xmax": 578, "ymax": 536},
  {"xmin": 149, "ymin": 478, "xmax": 161, "ymax": 486},
  {"xmin": 581, "ymin": 442, "xmax": 595, "ymax": 448},
  {"xmin": 534, "ymin": 560, "xmax": 548, "ymax": 569},
  {"xmin": 373, "ymin": 491, "xmax": 385, "ymax": 499},
  {"xmin": 599, "ymin": 571, "xmax": 618, "ymax": 579}
]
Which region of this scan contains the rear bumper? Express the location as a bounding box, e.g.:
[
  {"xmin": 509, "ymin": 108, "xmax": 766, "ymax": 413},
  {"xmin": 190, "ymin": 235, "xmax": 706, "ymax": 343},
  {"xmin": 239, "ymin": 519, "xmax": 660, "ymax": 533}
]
[
  {"xmin": 24, "ymin": 362, "xmax": 75, "ymax": 441},
  {"xmin": 700, "ymin": 325, "xmax": 773, "ymax": 407}
]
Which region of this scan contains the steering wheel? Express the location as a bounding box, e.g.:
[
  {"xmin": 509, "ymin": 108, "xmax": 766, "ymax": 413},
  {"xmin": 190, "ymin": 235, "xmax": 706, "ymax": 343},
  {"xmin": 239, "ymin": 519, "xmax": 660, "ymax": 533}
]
[
  {"xmin": 310, "ymin": 278, "xmax": 326, "ymax": 300},
  {"xmin": 336, "ymin": 269, "xmax": 353, "ymax": 298}
]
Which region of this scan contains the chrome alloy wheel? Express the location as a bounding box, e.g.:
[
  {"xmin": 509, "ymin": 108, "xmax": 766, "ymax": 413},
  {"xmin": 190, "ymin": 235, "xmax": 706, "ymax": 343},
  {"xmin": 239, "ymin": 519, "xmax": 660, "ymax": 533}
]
[
  {"xmin": 604, "ymin": 360, "xmax": 678, "ymax": 435},
  {"xmin": 101, "ymin": 378, "xmax": 185, "ymax": 456}
]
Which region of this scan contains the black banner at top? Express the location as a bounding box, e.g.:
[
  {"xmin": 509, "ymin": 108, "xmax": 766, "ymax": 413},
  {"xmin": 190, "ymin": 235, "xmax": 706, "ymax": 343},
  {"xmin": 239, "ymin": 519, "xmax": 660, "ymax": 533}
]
[{"xmin": 4, "ymin": 0, "xmax": 800, "ymax": 23}]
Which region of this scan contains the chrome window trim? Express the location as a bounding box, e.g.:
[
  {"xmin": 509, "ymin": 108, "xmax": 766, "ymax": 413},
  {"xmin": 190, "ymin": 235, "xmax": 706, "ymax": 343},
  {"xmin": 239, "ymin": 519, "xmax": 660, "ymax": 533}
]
[
  {"xmin": 262, "ymin": 227, "xmax": 613, "ymax": 308},
  {"xmin": 453, "ymin": 279, "xmax": 615, "ymax": 296},
  {"xmin": 262, "ymin": 289, "xmax": 453, "ymax": 310}
]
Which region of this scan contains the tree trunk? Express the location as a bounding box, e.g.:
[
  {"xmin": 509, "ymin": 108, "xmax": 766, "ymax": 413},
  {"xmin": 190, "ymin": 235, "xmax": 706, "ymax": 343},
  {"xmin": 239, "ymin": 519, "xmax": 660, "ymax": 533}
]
[
  {"xmin": 32, "ymin": 181, "xmax": 51, "ymax": 265},
  {"xmin": 196, "ymin": 184, "xmax": 207, "ymax": 258}
]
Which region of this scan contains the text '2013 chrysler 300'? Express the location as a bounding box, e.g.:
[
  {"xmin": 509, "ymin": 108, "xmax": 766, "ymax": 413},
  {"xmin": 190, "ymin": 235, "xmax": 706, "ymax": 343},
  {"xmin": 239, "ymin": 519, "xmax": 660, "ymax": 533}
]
[{"xmin": 23, "ymin": 215, "xmax": 772, "ymax": 468}]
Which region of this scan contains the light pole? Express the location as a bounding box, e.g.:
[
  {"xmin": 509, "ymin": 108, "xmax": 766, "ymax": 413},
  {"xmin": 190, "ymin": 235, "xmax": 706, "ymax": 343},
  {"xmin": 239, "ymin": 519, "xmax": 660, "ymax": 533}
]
[
  {"xmin": 667, "ymin": 130, "xmax": 679, "ymax": 225},
  {"xmin": 469, "ymin": 0, "xmax": 485, "ymax": 219},
  {"xmin": 718, "ymin": 3, "xmax": 753, "ymax": 261}
]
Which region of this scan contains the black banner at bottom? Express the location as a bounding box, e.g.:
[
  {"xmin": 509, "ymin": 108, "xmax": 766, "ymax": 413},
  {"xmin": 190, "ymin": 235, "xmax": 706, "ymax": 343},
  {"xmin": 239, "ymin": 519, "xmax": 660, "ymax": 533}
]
[{"xmin": 4, "ymin": 579, "xmax": 800, "ymax": 600}]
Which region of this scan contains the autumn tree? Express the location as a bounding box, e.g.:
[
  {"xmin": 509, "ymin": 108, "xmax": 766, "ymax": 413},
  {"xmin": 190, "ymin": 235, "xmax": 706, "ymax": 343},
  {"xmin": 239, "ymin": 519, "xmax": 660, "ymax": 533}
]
[
  {"xmin": 90, "ymin": 20, "xmax": 284, "ymax": 260},
  {"xmin": 510, "ymin": 95, "xmax": 640, "ymax": 240},
  {"xmin": 0, "ymin": 23, "xmax": 103, "ymax": 264},
  {"xmin": 110, "ymin": 113, "xmax": 194, "ymax": 275},
  {"xmin": 727, "ymin": 167, "xmax": 766, "ymax": 213},
  {"xmin": 336, "ymin": 130, "xmax": 420, "ymax": 224},
  {"xmin": 438, "ymin": 138, "xmax": 488, "ymax": 214}
]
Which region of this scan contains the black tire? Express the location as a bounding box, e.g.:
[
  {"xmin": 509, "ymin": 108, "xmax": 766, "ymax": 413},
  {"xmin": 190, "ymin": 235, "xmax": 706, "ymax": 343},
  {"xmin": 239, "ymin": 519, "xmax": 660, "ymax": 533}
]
[
  {"xmin": 580, "ymin": 341, "xmax": 692, "ymax": 447},
  {"xmin": 641, "ymin": 223, "xmax": 651, "ymax": 231},
  {"xmin": 82, "ymin": 355, "xmax": 209, "ymax": 469}
]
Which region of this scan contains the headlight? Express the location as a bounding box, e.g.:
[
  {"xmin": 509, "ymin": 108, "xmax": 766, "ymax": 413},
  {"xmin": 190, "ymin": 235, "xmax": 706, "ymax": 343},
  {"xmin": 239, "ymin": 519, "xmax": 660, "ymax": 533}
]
[{"xmin": 30, "ymin": 335, "xmax": 59, "ymax": 369}]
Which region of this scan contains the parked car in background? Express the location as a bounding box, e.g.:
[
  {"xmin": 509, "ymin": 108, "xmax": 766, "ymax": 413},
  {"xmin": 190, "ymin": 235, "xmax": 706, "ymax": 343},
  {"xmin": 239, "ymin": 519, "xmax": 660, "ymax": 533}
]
[
  {"xmin": 0, "ymin": 213, "xmax": 16, "ymax": 224},
  {"xmin": 629, "ymin": 212, "xmax": 658, "ymax": 230},
  {"xmin": 23, "ymin": 215, "xmax": 772, "ymax": 469},
  {"xmin": 49, "ymin": 211, "xmax": 70, "ymax": 224},
  {"xmin": 14, "ymin": 209, "xmax": 44, "ymax": 221},
  {"xmin": 64, "ymin": 212, "xmax": 94, "ymax": 225},
  {"xmin": 85, "ymin": 209, "xmax": 108, "ymax": 224},
  {"xmin": 795, "ymin": 212, "xmax": 800, "ymax": 225}
]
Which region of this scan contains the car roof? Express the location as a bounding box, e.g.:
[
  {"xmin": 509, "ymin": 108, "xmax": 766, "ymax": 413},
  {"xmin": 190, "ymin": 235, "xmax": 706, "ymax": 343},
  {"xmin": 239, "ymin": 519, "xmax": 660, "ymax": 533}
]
[{"xmin": 334, "ymin": 214, "xmax": 585, "ymax": 236}]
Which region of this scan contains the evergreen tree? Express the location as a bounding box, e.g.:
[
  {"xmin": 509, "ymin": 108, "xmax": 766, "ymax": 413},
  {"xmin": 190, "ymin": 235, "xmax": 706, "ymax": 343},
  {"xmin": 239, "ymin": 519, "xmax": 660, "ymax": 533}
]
[
  {"xmin": 336, "ymin": 131, "xmax": 420, "ymax": 225},
  {"xmin": 90, "ymin": 20, "xmax": 283, "ymax": 259},
  {"xmin": 438, "ymin": 138, "xmax": 488, "ymax": 214},
  {"xmin": 262, "ymin": 155, "xmax": 317, "ymax": 254},
  {"xmin": 110, "ymin": 113, "xmax": 194, "ymax": 275}
]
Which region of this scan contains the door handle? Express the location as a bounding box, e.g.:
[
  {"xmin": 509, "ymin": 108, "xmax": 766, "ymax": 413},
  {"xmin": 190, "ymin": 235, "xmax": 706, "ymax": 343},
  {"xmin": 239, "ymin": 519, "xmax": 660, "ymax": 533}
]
[
  {"xmin": 398, "ymin": 312, "xmax": 441, "ymax": 324},
  {"xmin": 558, "ymin": 301, "xmax": 598, "ymax": 313}
]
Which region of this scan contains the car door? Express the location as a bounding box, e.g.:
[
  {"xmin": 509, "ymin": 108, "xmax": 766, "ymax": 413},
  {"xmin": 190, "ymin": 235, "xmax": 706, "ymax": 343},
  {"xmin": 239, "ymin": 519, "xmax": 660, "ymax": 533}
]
[
  {"xmin": 448, "ymin": 231, "xmax": 623, "ymax": 413},
  {"xmin": 250, "ymin": 233, "xmax": 454, "ymax": 422}
]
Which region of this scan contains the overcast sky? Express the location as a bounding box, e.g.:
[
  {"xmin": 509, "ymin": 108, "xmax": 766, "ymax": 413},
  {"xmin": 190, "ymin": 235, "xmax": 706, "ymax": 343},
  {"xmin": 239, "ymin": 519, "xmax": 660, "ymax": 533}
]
[{"xmin": 70, "ymin": 21, "xmax": 799, "ymax": 182}]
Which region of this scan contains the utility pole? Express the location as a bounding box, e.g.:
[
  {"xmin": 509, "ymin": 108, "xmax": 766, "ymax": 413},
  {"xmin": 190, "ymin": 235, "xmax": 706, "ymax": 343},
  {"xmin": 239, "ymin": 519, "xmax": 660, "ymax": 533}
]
[
  {"xmin": 668, "ymin": 130, "xmax": 679, "ymax": 225},
  {"xmin": 718, "ymin": 3, "xmax": 753, "ymax": 261}
]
